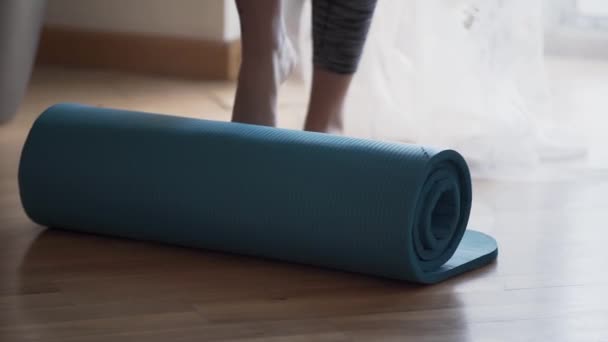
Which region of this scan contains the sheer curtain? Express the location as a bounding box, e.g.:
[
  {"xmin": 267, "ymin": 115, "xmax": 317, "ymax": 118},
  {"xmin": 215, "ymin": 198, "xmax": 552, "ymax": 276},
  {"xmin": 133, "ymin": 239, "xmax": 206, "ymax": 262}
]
[{"xmin": 285, "ymin": 0, "xmax": 587, "ymax": 179}]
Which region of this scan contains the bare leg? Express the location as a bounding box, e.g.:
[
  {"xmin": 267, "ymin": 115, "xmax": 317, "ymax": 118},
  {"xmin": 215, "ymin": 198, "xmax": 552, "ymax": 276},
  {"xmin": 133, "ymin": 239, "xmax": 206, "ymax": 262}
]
[
  {"xmin": 304, "ymin": 0, "xmax": 377, "ymax": 133},
  {"xmin": 232, "ymin": 0, "xmax": 296, "ymax": 126},
  {"xmin": 304, "ymin": 67, "xmax": 351, "ymax": 133}
]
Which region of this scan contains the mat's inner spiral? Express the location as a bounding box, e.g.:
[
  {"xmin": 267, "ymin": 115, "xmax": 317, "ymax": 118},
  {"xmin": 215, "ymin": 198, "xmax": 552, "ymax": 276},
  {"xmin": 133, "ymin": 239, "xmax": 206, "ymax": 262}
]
[{"xmin": 413, "ymin": 162, "xmax": 469, "ymax": 271}]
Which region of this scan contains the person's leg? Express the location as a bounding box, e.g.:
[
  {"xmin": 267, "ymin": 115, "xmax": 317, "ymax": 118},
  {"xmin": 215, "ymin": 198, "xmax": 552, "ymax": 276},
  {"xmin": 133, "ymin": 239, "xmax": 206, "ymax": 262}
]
[
  {"xmin": 304, "ymin": 0, "xmax": 377, "ymax": 133},
  {"xmin": 232, "ymin": 0, "xmax": 296, "ymax": 126}
]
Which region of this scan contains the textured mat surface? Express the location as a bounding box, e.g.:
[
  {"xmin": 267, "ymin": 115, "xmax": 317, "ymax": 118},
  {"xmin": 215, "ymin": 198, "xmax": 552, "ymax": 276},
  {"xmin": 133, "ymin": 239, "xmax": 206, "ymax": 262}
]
[{"xmin": 19, "ymin": 104, "xmax": 497, "ymax": 283}]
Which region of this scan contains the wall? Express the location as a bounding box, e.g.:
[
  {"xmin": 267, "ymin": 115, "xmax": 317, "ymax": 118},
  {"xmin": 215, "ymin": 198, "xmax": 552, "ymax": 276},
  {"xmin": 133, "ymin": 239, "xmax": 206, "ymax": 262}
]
[
  {"xmin": 44, "ymin": 0, "xmax": 240, "ymax": 41},
  {"xmin": 39, "ymin": 0, "xmax": 242, "ymax": 80}
]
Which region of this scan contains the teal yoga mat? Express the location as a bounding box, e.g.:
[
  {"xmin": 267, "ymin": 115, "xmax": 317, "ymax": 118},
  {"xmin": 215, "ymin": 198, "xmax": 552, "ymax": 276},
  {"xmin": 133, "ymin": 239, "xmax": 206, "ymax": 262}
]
[{"xmin": 18, "ymin": 104, "xmax": 497, "ymax": 284}]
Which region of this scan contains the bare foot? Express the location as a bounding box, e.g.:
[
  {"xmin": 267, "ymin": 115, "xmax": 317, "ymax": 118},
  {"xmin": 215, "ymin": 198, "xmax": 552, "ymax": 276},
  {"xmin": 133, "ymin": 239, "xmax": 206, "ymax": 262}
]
[
  {"xmin": 304, "ymin": 67, "xmax": 352, "ymax": 133},
  {"xmin": 232, "ymin": 30, "xmax": 297, "ymax": 126}
]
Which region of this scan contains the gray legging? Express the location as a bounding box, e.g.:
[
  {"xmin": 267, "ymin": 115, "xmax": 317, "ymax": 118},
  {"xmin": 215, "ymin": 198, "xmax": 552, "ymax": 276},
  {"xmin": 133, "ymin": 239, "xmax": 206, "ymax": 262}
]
[{"xmin": 312, "ymin": 0, "xmax": 377, "ymax": 74}]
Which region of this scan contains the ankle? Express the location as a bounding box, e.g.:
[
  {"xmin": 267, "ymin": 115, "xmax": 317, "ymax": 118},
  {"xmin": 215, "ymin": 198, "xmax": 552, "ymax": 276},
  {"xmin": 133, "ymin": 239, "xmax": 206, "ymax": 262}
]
[
  {"xmin": 240, "ymin": 50, "xmax": 295, "ymax": 86},
  {"xmin": 304, "ymin": 113, "xmax": 343, "ymax": 134}
]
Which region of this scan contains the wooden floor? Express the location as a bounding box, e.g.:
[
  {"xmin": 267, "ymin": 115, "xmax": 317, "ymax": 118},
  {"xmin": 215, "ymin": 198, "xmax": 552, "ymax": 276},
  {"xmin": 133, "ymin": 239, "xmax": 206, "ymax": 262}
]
[{"xmin": 1, "ymin": 63, "xmax": 608, "ymax": 341}]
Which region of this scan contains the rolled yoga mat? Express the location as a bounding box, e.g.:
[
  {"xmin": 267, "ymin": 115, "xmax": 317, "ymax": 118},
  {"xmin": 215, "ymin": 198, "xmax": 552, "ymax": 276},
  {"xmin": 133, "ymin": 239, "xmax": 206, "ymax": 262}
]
[{"xmin": 19, "ymin": 104, "xmax": 497, "ymax": 284}]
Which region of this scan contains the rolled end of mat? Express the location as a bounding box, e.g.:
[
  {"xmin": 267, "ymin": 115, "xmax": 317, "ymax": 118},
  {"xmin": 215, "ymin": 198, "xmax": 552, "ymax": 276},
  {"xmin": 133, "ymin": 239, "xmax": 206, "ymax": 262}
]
[
  {"xmin": 18, "ymin": 103, "xmax": 497, "ymax": 284},
  {"xmin": 408, "ymin": 150, "xmax": 474, "ymax": 283}
]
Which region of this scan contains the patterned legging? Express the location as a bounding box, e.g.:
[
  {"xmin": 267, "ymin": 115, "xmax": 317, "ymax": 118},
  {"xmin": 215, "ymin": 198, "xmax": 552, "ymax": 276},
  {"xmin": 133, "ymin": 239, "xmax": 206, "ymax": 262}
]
[{"xmin": 312, "ymin": 0, "xmax": 378, "ymax": 74}]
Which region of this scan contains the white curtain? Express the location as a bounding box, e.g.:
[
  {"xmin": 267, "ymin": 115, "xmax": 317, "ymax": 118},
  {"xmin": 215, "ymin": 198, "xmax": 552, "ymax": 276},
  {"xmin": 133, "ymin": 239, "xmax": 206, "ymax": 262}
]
[{"xmin": 285, "ymin": 0, "xmax": 586, "ymax": 179}]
